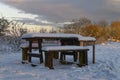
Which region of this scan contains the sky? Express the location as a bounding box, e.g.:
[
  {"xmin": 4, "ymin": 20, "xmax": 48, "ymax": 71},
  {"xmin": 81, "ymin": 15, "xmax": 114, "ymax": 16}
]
[
  {"xmin": 0, "ymin": 2, "xmax": 38, "ymax": 22},
  {"xmin": 0, "ymin": 0, "xmax": 120, "ymax": 25}
]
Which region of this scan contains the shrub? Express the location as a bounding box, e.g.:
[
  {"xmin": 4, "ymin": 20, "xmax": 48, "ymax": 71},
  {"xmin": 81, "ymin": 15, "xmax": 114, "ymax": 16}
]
[
  {"xmin": 109, "ymin": 21, "xmax": 120, "ymax": 41},
  {"xmin": 81, "ymin": 24, "xmax": 107, "ymax": 43},
  {"xmin": 7, "ymin": 21, "xmax": 27, "ymax": 51},
  {"xmin": 0, "ymin": 17, "xmax": 10, "ymax": 35}
]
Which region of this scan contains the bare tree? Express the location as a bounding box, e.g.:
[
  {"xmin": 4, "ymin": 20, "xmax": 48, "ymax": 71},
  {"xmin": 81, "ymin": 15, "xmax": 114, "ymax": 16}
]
[{"xmin": 63, "ymin": 17, "xmax": 91, "ymax": 34}]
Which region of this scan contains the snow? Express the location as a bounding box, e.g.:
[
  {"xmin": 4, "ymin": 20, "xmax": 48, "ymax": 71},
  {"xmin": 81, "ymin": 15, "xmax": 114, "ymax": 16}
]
[
  {"xmin": 21, "ymin": 33, "xmax": 81, "ymax": 38},
  {"xmin": 42, "ymin": 46, "xmax": 89, "ymax": 51},
  {"xmin": 21, "ymin": 33, "xmax": 96, "ymax": 41},
  {"xmin": 1, "ymin": 42, "xmax": 120, "ymax": 80},
  {"xmin": 78, "ymin": 36, "xmax": 96, "ymax": 41}
]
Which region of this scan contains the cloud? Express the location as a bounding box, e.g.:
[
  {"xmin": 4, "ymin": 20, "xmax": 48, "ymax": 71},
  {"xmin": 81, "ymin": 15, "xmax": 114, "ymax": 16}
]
[
  {"xmin": 5, "ymin": 0, "xmax": 25, "ymax": 4},
  {"xmin": 1, "ymin": 0, "xmax": 87, "ymax": 22},
  {"xmin": 1, "ymin": 0, "xmax": 120, "ymax": 23}
]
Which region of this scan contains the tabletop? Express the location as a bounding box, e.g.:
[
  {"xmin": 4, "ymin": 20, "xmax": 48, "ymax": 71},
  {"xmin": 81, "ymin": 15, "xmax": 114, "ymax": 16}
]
[{"xmin": 21, "ymin": 33, "xmax": 96, "ymax": 41}]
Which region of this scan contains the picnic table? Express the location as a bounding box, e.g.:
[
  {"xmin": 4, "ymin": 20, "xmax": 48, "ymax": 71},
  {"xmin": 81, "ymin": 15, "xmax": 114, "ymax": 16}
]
[{"xmin": 21, "ymin": 33, "xmax": 96, "ymax": 68}]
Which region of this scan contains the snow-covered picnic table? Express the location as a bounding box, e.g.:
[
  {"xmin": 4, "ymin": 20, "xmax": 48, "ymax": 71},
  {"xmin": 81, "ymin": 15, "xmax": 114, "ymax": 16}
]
[
  {"xmin": 21, "ymin": 33, "xmax": 96, "ymax": 68},
  {"xmin": 22, "ymin": 33, "xmax": 96, "ymax": 41}
]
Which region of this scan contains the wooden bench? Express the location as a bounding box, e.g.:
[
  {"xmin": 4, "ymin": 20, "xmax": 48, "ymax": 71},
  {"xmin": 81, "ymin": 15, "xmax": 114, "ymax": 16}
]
[
  {"xmin": 21, "ymin": 43, "xmax": 39, "ymax": 63},
  {"xmin": 42, "ymin": 46, "xmax": 89, "ymax": 69},
  {"xmin": 60, "ymin": 39, "xmax": 78, "ymax": 62},
  {"xmin": 21, "ymin": 40, "xmax": 61, "ymax": 63}
]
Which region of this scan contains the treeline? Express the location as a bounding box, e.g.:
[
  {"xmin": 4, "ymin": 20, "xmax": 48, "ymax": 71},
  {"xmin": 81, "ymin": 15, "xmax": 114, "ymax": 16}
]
[
  {"xmin": 1, "ymin": 17, "xmax": 120, "ymax": 49},
  {"xmin": 61, "ymin": 17, "xmax": 120, "ymax": 43}
]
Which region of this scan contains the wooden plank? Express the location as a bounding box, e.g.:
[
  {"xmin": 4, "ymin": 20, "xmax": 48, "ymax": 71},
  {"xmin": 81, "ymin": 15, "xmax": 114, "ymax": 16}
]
[{"xmin": 43, "ymin": 47, "xmax": 89, "ymax": 69}]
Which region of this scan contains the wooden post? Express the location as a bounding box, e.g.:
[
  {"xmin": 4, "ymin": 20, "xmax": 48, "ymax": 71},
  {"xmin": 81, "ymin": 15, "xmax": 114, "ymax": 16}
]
[
  {"xmin": 38, "ymin": 39, "xmax": 43, "ymax": 63},
  {"xmin": 85, "ymin": 50, "xmax": 88, "ymax": 65},
  {"xmin": 79, "ymin": 41, "xmax": 84, "ymax": 66},
  {"xmin": 22, "ymin": 48, "xmax": 28, "ymax": 63},
  {"xmin": 44, "ymin": 51, "xmax": 49, "ymax": 67},
  {"xmin": 53, "ymin": 51, "xmax": 59, "ymax": 59},
  {"xmin": 45, "ymin": 51, "xmax": 54, "ymax": 69},
  {"xmin": 73, "ymin": 52, "xmax": 77, "ymax": 62},
  {"xmin": 80, "ymin": 41, "xmax": 84, "ymax": 46},
  {"xmin": 28, "ymin": 40, "xmax": 32, "ymax": 62},
  {"xmin": 78, "ymin": 50, "xmax": 84, "ymax": 67},
  {"xmin": 92, "ymin": 41, "xmax": 95, "ymax": 64}
]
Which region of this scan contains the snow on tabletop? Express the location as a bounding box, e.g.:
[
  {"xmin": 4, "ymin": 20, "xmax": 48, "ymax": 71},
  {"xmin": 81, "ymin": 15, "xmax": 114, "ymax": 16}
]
[
  {"xmin": 21, "ymin": 33, "xmax": 81, "ymax": 38},
  {"xmin": 42, "ymin": 46, "xmax": 88, "ymax": 51},
  {"xmin": 22, "ymin": 33, "xmax": 96, "ymax": 41}
]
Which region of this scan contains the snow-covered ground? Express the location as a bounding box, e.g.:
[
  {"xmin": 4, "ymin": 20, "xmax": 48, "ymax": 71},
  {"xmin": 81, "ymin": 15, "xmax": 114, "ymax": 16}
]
[{"xmin": 0, "ymin": 42, "xmax": 120, "ymax": 80}]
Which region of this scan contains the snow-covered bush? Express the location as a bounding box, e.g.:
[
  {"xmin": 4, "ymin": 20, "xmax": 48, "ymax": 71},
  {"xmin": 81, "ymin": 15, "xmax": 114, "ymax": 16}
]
[
  {"xmin": 0, "ymin": 17, "xmax": 10, "ymax": 35},
  {"xmin": 7, "ymin": 22, "xmax": 27, "ymax": 51},
  {"xmin": 109, "ymin": 21, "xmax": 120, "ymax": 41},
  {"xmin": 0, "ymin": 20, "xmax": 27, "ymax": 52}
]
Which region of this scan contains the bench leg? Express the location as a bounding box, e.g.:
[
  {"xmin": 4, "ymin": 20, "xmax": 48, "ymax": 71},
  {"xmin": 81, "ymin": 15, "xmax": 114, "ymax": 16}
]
[
  {"xmin": 73, "ymin": 52, "xmax": 78, "ymax": 62},
  {"xmin": 45, "ymin": 52, "xmax": 48, "ymax": 67},
  {"xmin": 40, "ymin": 53, "xmax": 43, "ymax": 63},
  {"xmin": 28, "ymin": 56, "xmax": 32, "ymax": 63},
  {"xmin": 78, "ymin": 50, "xmax": 88, "ymax": 67},
  {"xmin": 44, "ymin": 51, "xmax": 54, "ymax": 69},
  {"xmin": 78, "ymin": 51, "xmax": 84, "ymax": 67},
  {"xmin": 60, "ymin": 52, "xmax": 65, "ymax": 61},
  {"xmin": 22, "ymin": 48, "xmax": 28, "ymax": 63},
  {"xmin": 85, "ymin": 51, "xmax": 88, "ymax": 65}
]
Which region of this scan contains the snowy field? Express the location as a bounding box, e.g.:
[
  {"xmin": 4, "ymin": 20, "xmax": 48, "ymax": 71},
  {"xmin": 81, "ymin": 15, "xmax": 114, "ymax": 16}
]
[{"xmin": 0, "ymin": 41, "xmax": 120, "ymax": 80}]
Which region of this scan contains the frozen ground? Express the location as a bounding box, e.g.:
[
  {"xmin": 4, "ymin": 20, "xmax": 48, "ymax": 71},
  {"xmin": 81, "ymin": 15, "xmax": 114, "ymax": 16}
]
[{"xmin": 0, "ymin": 42, "xmax": 120, "ymax": 80}]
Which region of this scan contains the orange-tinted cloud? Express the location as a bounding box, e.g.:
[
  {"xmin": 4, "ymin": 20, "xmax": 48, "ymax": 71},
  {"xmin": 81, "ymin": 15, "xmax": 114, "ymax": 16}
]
[{"xmin": 7, "ymin": 0, "xmax": 25, "ymax": 4}]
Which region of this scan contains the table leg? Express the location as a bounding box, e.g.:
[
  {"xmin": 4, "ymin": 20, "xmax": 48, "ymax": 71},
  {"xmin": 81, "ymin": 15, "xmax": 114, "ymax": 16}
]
[
  {"xmin": 93, "ymin": 44, "xmax": 95, "ymax": 64},
  {"xmin": 53, "ymin": 51, "xmax": 59, "ymax": 59}
]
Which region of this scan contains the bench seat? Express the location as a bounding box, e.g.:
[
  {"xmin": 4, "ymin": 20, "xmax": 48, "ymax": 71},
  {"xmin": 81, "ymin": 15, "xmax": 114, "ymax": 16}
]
[
  {"xmin": 21, "ymin": 42, "xmax": 61, "ymax": 63},
  {"xmin": 42, "ymin": 46, "xmax": 89, "ymax": 69},
  {"xmin": 21, "ymin": 43, "xmax": 39, "ymax": 63},
  {"xmin": 42, "ymin": 46, "xmax": 88, "ymax": 51}
]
